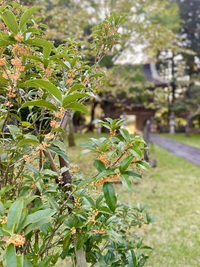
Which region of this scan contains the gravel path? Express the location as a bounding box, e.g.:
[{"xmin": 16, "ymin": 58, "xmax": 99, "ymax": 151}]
[{"xmin": 150, "ymin": 134, "xmax": 200, "ymax": 167}]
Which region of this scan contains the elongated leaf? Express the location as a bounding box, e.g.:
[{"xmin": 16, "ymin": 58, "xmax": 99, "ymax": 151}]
[
  {"xmin": 19, "ymin": 6, "xmax": 39, "ymax": 30},
  {"xmin": 129, "ymin": 145, "xmax": 142, "ymax": 159},
  {"xmin": 8, "ymin": 125, "xmax": 22, "ymax": 140},
  {"xmin": 136, "ymin": 161, "xmax": 150, "ymax": 170},
  {"xmin": 123, "ymin": 171, "xmax": 142, "ymax": 179},
  {"xmin": 6, "ymin": 244, "xmax": 17, "ymax": 267},
  {"xmin": 7, "ymin": 198, "xmax": 24, "ymax": 231},
  {"xmin": 16, "ymin": 138, "xmax": 39, "ymax": 149},
  {"xmin": 120, "ymin": 174, "xmax": 132, "ymax": 191},
  {"xmin": 62, "ymin": 93, "xmax": 87, "ymax": 107},
  {"xmin": 48, "ymin": 146, "xmax": 69, "ymax": 163},
  {"xmin": 64, "ymin": 102, "xmax": 89, "ymax": 114},
  {"xmin": 93, "ymin": 160, "xmax": 106, "ymax": 172},
  {"xmin": 68, "ymin": 84, "xmax": 86, "ymax": 94},
  {"xmin": 24, "ymin": 209, "xmax": 55, "ymax": 228},
  {"xmin": 103, "ymin": 182, "xmax": 117, "ymax": 212},
  {"xmin": 119, "ymin": 128, "xmax": 131, "ymax": 142},
  {"xmin": 119, "ymin": 155, "xmax": 134, "ymax": 173},
  {"xmin": 96, "ymin": 169, "xmax": 115, "ymax": 180},
  {"xmin": 25, "ymin": 218, "xmax": 52, "ymax": 235},
  {"xmin": 0, "ymin": 201, "xmax": 4, "ymax": 215},
  {"xmin": 21, "ymin": 100, "xmax": 57, "ymax": 111},
  {"xmin": 25, "ymin": 38, "xmax": 53, "ymax": 48},
  {"xmin": 19, "ymin": 79, "xmax": 62, "ymax": 103},
  {"xmin": 51, "ymin": 140, "xmax": 66, "ymax": 152},
  {"xmin": 2, "ymin": 10, "xmax": 19, "ymax": 34},
  {"xmin": 17, "ymin": 254, "xmax": 24, "ymax": 267}
]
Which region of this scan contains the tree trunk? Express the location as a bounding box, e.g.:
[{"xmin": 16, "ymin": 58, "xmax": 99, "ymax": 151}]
[
  {"xmin": 87, "ymin": 100, "xmax": 98, "ymax": 132},
  {"xmin": 68, "ymin": 118, "xmax": 76, "ymax": 147}
]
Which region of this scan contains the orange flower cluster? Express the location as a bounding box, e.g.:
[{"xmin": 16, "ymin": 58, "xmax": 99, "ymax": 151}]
[
  {"xmin": 93, "ymin": 228, "xmax": 105, "ymax": 235},
  {"xmin": 45, "ymin": 133, "xmax": 54, "ymax": 140},
  {"xmin": 95, "ymin": 173, "xmax": 120, "ymax": 187},
  {"xmin": 44, "ymin": 66, "xmax": 52, "ymax": 77},
  {"xmin": 74, "ymin": 197, "xmax": 81, "ymax": 209},
  {"xmin": 5, "ymin": 101, "xmax": 13, "ymax": 107},
  {"xmin": 6, "ymin": 86, "xmax": 16, "ymax": 99},
  {"xmin": 22, "ymin": 148, "xmax": 40, "ymax": 162},
  {"xmin": 54, "ymin": 107, "xmax": 64, "ymax": 119},
  {"xmin": 132, "ymin": 157, "xmax": 139, "ymax": 164},
  {"xmin": 71, "ymin": 227, "xmax": 76, "ymax": 235},
  {"xmin": 68, "ymin": 69, "xmax": 76, "ymax": 79},
  {"xmin": 50, "ymin": 120, "xmax": 60, "ymax": 129},
  {"xmin": 73, "ymin": 165, "xmax": 80, "ymax": 173},
  {"xmin": 12, "ymin": 44, "xmax": 31, "ymax": 56},
  {"xmin": 6, "ymin": 234, "xmax": 25, "ymax": 247},
  {"xmin": 0, "ymin": 57, "xmax": 6, "ymax": 67},
  {"xmin": 65, "ymin": 78, "xmax": 73, "ymax": 85},
  {"xmin": 88, "ymin": 209, "xmax": 98, "ymax": 224},
  {"xmin": 109, "ymin": 129, "xmax": 116, "ymax": 140},
  {"xmin": 0, "ymin": 216, "xmax": 7, "ymax": 225},
  {"xmin": 97, "ymin": 153, "xmax": 108, "ymax": 166},
  {"xmin": 36, "ymin": 141, "xmax": 49, "ymax": 151},
  {"xmin": 0, "ymin": 21, "xmax": 8, "ymax": 33},
  {"xmin": 11, "ymin": 57, "xmax": 22, "ymax": 68},
  {"xmin": 14, "ymin": 34, "xmax": 24, "ymax": 43}
]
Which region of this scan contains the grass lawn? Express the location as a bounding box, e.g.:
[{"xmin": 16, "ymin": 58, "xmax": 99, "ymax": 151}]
[
  {"xmin": 160, "ymin": 133, "xmax": 200, "ymax": 149},
  {"xmin": 59, "ymin": 133, "xmax": 200, "ymax": 267}
]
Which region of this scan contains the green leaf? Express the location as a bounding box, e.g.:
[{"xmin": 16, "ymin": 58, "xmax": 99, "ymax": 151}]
[
  {"xmin": 68, "ymin": 84, "xmax": 86, "ymax": 94},
  {"xmin": 119, "ymin": 128, "xmax": 131, "ymax": 142},
  {"xmin": 120, "ymin": 174, "xmax": 132, "ymax": 191},
  {"xmin": 7, "ymin": 198, "xmax": 24, "ymax": 232},
  {"xmin": 2, "ymin": 10, "xmax": 19, "ymax": 34},
  {"xmin": 103, "ymin": 182, "xmax": 117, "ymax": 212},
  {"xmin": 16, "ymin": 138, "xmax": 39, "ymax": 149},
  {"xmin": 96, "ymin": 169, "xmax": 115, "ymax": 180},
  {"xmin": 25, "ymin": 38, "xmax": 53, "ymax": 48},
  {"xmin": 119, "ymin": 155, "xmax": 134, "ymax": 173},
  {"xmin": 123, "ymin": 171, "xmax": 142, "ymax": 179},
  {"xmin": 0, "ymin": 201, "xmax": 4, "ymax": 215},
  {"xmin": 48, "ymin": 146, "xmax": 69, "ymax": 163},
  {"xmin": 23, "ymin": 209, "xmax": 55, "ymax": 228},
  {"xmin": 19, "ymin": 79, "xmax": 62, "ymax": 103},
  {"xmin": 6, "ymin": 244, "xmax": 17, "ymax": 267},
  {"xmin": 136, "ymin": 161, "xmax": 150, "ymax": 170},
  {"xmin": 19, "ymin": 6, "xmax": 39, "ymax": 30},
  {"xmin": 17, "ymin": 254, "xmax": 24, "ymax": 267},
  {"xmin": 8, "ymin": 125, "xmax": 22, "ymax": 140},
  {"xmin": 21, "ymin": 100, "xmax": 57, "ymax": 111},
  {"xmin": 25, "ymin": 218, "xmax": 53, "ymax": 235},
  {"xmin": 93, "ymin": 160, "xmax": 106, "ymax": 172},
  {"xmin": 62, "ymin": 93, "xmax": 88, "ymax": 107},
  {"xmin": 64, "ymin": 102, "xmax": 89, "ymax": 114},
  {"xmin": 129, "ymin": 145, "xmax": 142, "ymax": 159},
  {"xmin": 51, "ymin": 140, "xmax": 66, "ymax": 152}
]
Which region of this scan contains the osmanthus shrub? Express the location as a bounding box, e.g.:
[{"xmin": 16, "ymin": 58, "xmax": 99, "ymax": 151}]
[{"xmin": 0, "ymin": 2, "xmax": 152, "ymax": 267}]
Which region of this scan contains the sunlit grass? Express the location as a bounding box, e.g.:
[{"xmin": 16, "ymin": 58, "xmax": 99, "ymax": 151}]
[{"xmin": 160, "ymin": 133, "xmax": 200, "ymax": 149}]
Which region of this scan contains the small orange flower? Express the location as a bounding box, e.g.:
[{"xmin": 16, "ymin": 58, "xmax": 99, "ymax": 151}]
[
  {"xmin": 50, "ymin": 120, "xmax": 60, "ymax": 128},
  {"xmin": 71, "ymin": 227, "xmax": 76, "ymax": 235},
  {"xmin": 11, "ymin": 57, "xmax": 22, "ymax": 68},
  {"xmin": 0, "ymin": 57, "xmax": 6, "ymax": 66},
  {"xmin": 73, "ymin": 165, "xmax": 80, "ymax": 173},
  {"xmin": 6, "ymin": 234, "xmax": 25, "ymax": 247},
  {"xmin": 0, "ymin": 216, "xmax": 7, "ymax": 225},
  {"xmin": 14, "ymin": 34, "xmax": 24, "ymax": 43}
]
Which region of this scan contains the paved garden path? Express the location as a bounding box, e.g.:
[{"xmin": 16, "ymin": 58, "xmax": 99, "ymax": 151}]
[{"xmin": 150, "ymin": 134, "xmax": 200, "ymax": 167}]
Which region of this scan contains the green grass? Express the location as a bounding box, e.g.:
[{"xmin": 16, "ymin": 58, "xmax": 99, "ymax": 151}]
[
  {"xmin": 66, "ymin": 133, "xmax": 200, "ymax": 267},
  {"xmin": 160, "ymin": 133, "xmax": 200, "ymax": 149},
  {"xmin": 116, "ymin": 144, "xmax": 200, "ymax": 267}
]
